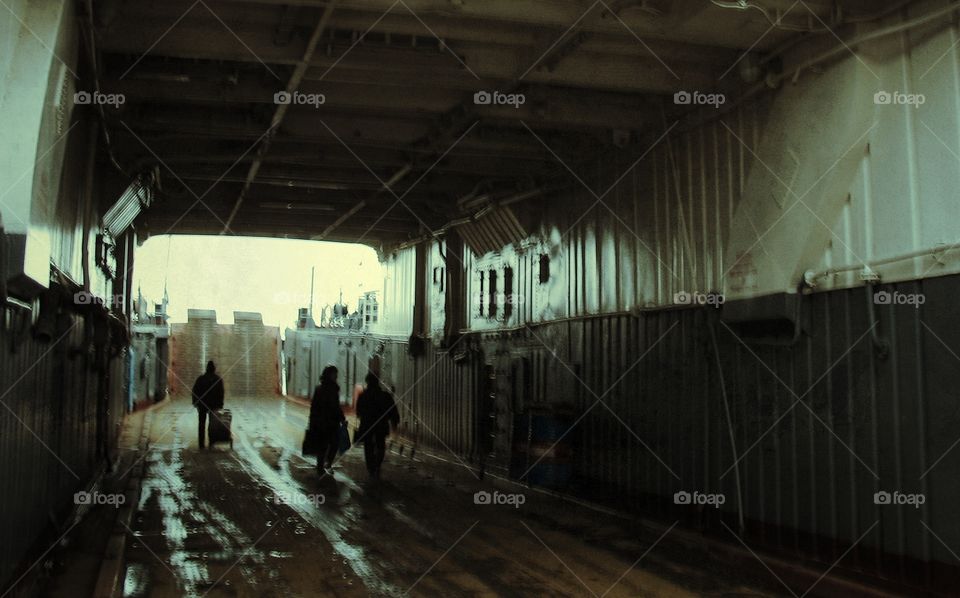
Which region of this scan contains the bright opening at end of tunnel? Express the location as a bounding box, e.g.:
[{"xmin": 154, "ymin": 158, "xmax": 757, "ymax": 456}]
[{"xmin": 134, "ymin": 235, "xmax": 382, "ymax": 330}]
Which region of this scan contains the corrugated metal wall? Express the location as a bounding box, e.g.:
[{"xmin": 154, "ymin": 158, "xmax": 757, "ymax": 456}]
[
  {"xmin": 369, "ymin": 12, "xmax": 960, "ymax": 585},
  {"xmin": 377, "ymin": 247, "xmax": 416, "ymax": 337},
  {"xmin": 0, "ymin": 308, "xmax": 127, "ymax": 588},
  {"xmin": 285, "ymin": 328, "xmax": 359, "ymax": 400},
  {"xmin": 314, "ymin": 6, "xmax": 960, "ymax": 590},
  {"xmin": 129, "ymin": 332, "xmax": 160, "ymax": 406},
  {"xmin": 350, "ymin": 272, "xmax": 960, "ymax": 591},
  {"xmin": 460, "ymin": 2, "xmax": 960, "ymax": 315},
  {"xmin": 503, "ymin": 274, "xmax": 960, "ymax": 590},
  {"xmin": 404, "ymin": 342, "xmax": 484, "ymax": 459},
  {"xmin": 461, "ymin": 100, "xmax": 767, "ymax": 328},
  {"xmin": 302, "ymin": 329, "xmax": 484, "ymax": 459}
]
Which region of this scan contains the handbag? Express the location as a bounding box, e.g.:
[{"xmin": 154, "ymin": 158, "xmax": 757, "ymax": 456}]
[
  {"xmin": 302, "ymin": 428, "xmax": 322, "ymax": 457},
  {"xmin": 337, "ymin": 422, "xmax": 351, "ymax": 455}
]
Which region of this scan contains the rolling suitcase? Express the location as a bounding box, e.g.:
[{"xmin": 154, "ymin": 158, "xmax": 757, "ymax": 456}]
[{"xmin": 208, "ymin": 409, "xmax": 233, "ymax": 448}]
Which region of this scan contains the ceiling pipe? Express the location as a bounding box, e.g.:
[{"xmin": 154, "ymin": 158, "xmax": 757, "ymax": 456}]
[
  {"xmin": 778, "ymin": 1, "xmax": 960, "ymax": 85},
  {"xmin": 804, "ymin": 242, "xmax": 960, "ymax": 287},
  {"xmin": 758, "ymin": 0, "xmax": 916, "ymax": 65},
  {"xmin": 178, "ymin": 175, "xmax": 384, "ymax": 191},
  {"xmin": 670, "ymin": 1, "xmax": 960, "ymax": 137},
  {"xmin": 82, "ymin": 0, "xmax": 125, "ymax": 175},
  {"xmin": 221, "ymin": 0, "xmax": 339, "ymax": 234}
]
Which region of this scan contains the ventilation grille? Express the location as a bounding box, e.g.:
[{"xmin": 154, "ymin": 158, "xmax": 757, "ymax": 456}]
[
  {"xmin": 458, "ymin": 206, "xmax": 527, "ymax": 257},
  {"xmin": 103, "ymin": 174, "xmax": 154, "ymax": 237}
]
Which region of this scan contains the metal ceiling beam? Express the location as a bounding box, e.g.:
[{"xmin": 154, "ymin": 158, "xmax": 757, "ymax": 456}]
[
  {"xmin": 204, "ymin": 0, "xmax": 837, "ymax": 49},
  {"xmin": 104, "ymin": 77, "xmax": 660, "ymax": 131},
  {"xmin": 357, "ymin": 3, "xmax": 606, "ymax": 221},
  {"xmin": 98, "ymin": 28, "xmax": 722, "ymax": 94},
  {"xmin": 100, "ymin": 6, "xmax": 748, "ymax": 61},
  {"xmin": 312, "ymin": 0, "xmax": 623, "ymax": 239},
  {"xmin": 314, "ymin": 162, "xmax": 411, "ymax": 240},
  {"xmin": 220, "ymin": 0, "xmax": 339, "ymax": 234},
  {"xmin": 102, "ymin": 0, "xmax": 782, "ymax": 244},
  {"xmin": 111, "ymin": 121, "xmax": 574, "ymax": 161},
  {"xmin": 154, "ymin": 160, "xmax": 551, "ymax": 183},
  {"xmin": 143, "ymin": 219, "xmax": 417, "ymax": 241}
]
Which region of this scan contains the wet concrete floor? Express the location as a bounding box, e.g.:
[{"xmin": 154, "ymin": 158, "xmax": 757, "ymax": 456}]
[{"xmin": 119, "ymin": 396, "xmax": 780, "ymax": 597}]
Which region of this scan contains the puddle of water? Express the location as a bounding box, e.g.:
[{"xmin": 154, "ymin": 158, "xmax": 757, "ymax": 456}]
[
  {"xmin": 268, "ymin": 550, "xmax": 294, "ymax": 559},
  {"xmin": 137, "ymin": 424, "xmax": 275, "ymax": 597},
  {"xmin": 228, "ymin": 407, "xmax": 404, "ymax": 596}
]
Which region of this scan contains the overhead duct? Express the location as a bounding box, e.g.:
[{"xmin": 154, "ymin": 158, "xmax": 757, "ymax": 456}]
[{"xmin": 458, "ymin": 206, "xmax": 527, "ymax": 257}]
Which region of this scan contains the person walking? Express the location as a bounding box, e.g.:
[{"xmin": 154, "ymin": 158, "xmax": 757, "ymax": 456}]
[
  {"xmin": 192, "ymin": 361, "xmax": 224, "ymax": 450},
  {"xmin": 309, "ymin": 365, "xmax": 345, "ymax": 475},
  {"xmin": 355, "ymin": 372, "xmax": 400, "ymax": 479}
]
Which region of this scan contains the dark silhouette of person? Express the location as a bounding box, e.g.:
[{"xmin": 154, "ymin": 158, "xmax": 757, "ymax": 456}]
[
  {"xmin": 309, "ymin": 365, "xmax": 345, "ymax": 475},
  {"xmin": 192, "ymin": 360, "xmax": 224, "ymax": 450},
  {"xmin": 355, "ymin": 372, "xmax": 400, "ymax": 479}
]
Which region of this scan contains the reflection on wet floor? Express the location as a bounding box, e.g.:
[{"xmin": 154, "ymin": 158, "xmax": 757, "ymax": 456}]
[
  {"xmin": 125, "ymin": 397, "xmax": 779, "ymax": 597},
  {"xmin": 133, "ymin": 411, "xmax": 279, "ymax": 596},
  {"xmin": 123, "ymin": 563, "xmax": 149, "ymax": 597}
]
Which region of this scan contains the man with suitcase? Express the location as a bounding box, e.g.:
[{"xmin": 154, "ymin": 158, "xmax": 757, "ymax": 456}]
[{"xmin": 192, "ymin": 360, "xmax": 225, "ymax": 449}]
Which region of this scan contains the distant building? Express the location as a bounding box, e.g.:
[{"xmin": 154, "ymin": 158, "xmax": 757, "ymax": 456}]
[
  {"xmin": 129, "ymin": 289, "xmax": 171, "ymax": 408},
  {"xmin": 296, "ymin": 307, "xmax": 317, "ymax": 329},
  {"xmin": 357, "ymin": 291, "xmax": 379, "ymax": 328}
]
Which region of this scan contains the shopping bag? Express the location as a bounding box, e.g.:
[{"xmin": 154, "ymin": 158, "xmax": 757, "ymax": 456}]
[{"xmin": 302, "ymin": 428, "xmax": 322, "ymax": 456}]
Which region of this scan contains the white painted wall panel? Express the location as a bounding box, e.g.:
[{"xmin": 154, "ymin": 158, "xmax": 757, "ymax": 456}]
[
  {"xmin": 397, "ymin": 2, "xmax": 960, "ymax": 330},
  {"xmin": 816, "ymin": 1, "xmax": 960, "ymax": 289},
  {"xmin": 378, "ymin": 246, "xmax": 416, "ymax": 336}
]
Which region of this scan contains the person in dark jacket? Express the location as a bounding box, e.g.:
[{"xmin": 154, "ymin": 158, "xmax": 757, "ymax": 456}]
[
  {"xmin": 355, "ymin": 372, "xmax": 400, "ymax": 479},
  {"xmin": 309, "ymin": 365, "xmax": 345, "ymax": 474},
  {"xmin": 192, "ymin": 361, "xmax": 225, "ymax": 449}
]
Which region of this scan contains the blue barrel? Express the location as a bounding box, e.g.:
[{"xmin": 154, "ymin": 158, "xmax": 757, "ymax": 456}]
[{"xmin": 511, "ymin": 411, "xmax": 573, "ymax": 488}]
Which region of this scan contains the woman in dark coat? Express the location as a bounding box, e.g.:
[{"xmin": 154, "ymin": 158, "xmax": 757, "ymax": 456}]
[
  {"xmin": 309, "ymin": 365, "xmax": 345, "ymax": 474},
  {"xmin": 355, "ymin": 372, "xmax": 400, "ymax": 479}
]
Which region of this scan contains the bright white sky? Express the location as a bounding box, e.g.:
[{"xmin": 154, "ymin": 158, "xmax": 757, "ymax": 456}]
[{"xmin": 134, "ymin": 235, "xmax": 382, "ymax": 329}]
